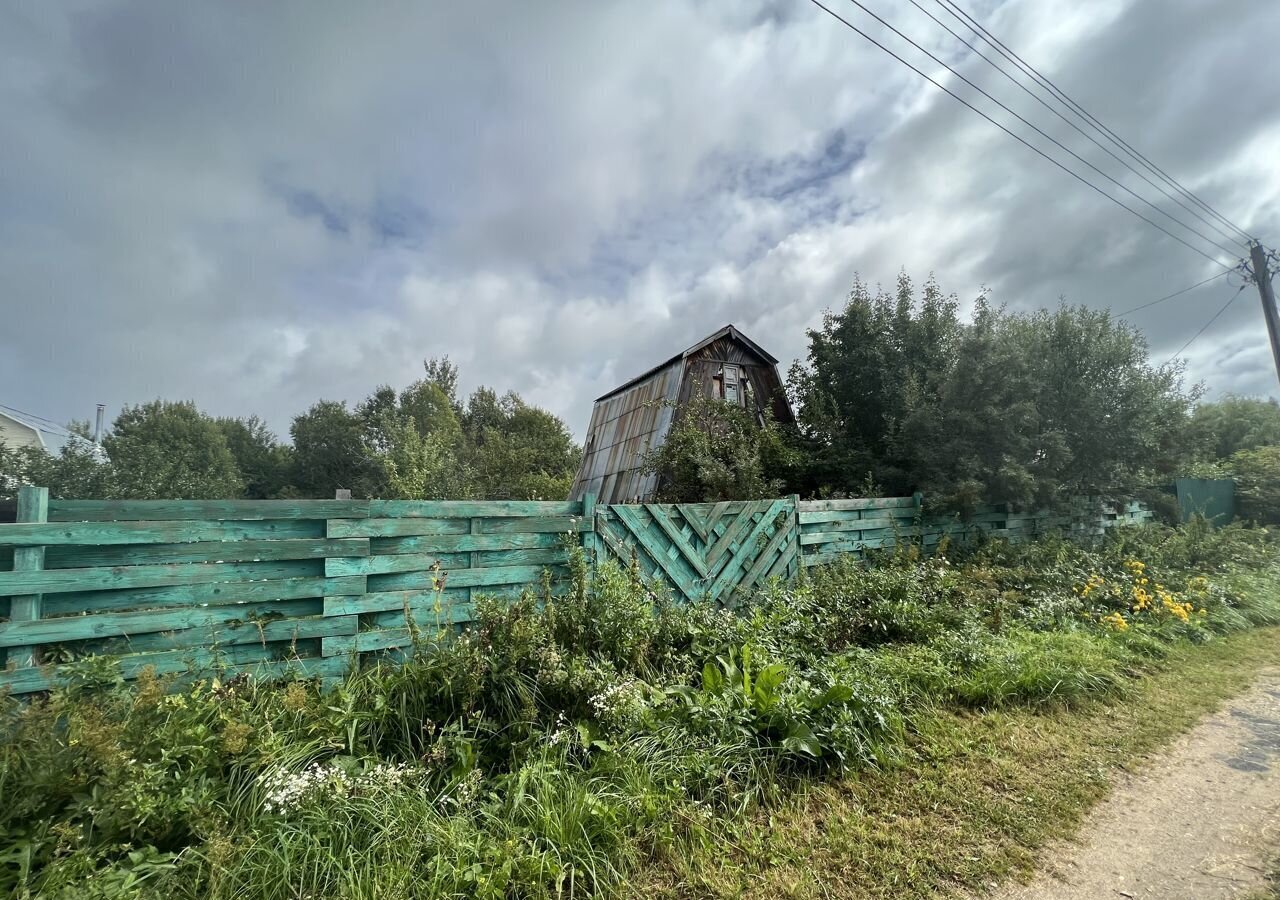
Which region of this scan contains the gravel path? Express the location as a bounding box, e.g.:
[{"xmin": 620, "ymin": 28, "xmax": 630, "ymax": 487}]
[{"xmin": 989, "ymin": 669, "xmax": 1280, "ymax": 900}]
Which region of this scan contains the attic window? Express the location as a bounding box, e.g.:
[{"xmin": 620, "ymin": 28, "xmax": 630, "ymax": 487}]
[{"xmin": 712, "ymin": 364, "xmax": 744, "ymax": 405}]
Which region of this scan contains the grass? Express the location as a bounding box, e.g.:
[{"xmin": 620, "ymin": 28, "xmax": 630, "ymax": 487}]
[
  {"xmin": 5, "ymin": 522, "xmax": 1280, "ymax": 898},
  {"xmin": 639, "ymin": 626, "xmax": 1280, "ymax": 899}
]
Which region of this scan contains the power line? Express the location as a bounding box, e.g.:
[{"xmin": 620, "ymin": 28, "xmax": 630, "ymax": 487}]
[
  {"xmin": 935, "ymin": 0, "xmax": 1256, "ymax": 246},
  {"xmin": 1164, "ymin": 284, "xmax": 1246, "ymax": 364},
  {"xmin": 905, "ymin": 0, "xmax": 1249, "ymax": 251},
  {"xmin": 1115, "ymin": 270, "xmax": 1232, "ymax": 317},
  {"xmin": 0, "ymin": 402, "xmax": 74, "ymax": 434},
  {"xmin": 829, "ymin": 0, "xmax": 1242, "ymax": 261}
]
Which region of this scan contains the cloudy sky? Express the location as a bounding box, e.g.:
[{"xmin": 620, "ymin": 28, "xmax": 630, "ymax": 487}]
[{"xmin": 3, "ymin": 0, "xmax": 1278, "ymax": 440}]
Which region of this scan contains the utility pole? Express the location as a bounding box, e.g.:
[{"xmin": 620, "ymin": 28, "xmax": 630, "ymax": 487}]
[{"xmin": 1250, "ymin": 242, "xmax": 1280, "ymax": 387}]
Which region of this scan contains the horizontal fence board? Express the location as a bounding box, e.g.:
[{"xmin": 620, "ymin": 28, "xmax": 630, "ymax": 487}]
[
  {"xmin": 324, "ymin": 630, "xmax": 416, "ymax": 656},
  {"xmin": 328, "ymin": 518, "xmax": 469, "ymax": 539},
  {"xmin": 0, "ymin": 519, "xmax": 326, "ymax": 547},
  {"xmin": 46, "ymin": 538, "xmax": 370, "ymax": 569},
  {"xmin": 0, "ymin": 559, "xmax": 323, "ymax": 597},
  {"xmin": 366, "ymin": 605, "xmax": 477, "ymax": 630},
  {"xmin": 479, "ymin": 516, "xmax": 587, "ymax": 534},
  {"xmin": 369, "ymin": 500, "xmax": 580, "ymax": 518},
  {"xmin": 42, "ymin": 575, "xmax": 367, "ymax": 617},
  {"xmin": 370, "ymin": 564, "xmax": 564, "ymax": 593},
  {"xmin": 327, "ymin": 548, "xmax": 566, "ymax": 578},
  {"xmin": 0, "ymin": 598, "xmax": 341, "ymax": 647},
  {"xmin": 798, "ymin": 497, "xmax": 919, "ymax": 512},
  {"xmin": 323, "ymin": 588, "xmax": 469, "ymax": 617},
  {"xmin": 49, "ymin": 499, "xmax": 367, "ymax": 522},
  {"xmin": 371, "ymin": 532, "xmax": 563, "ymax": 555},
  {"xmin": 798, "ymin": 509, "xmax": 918, "ymax": 526},
  {"xmin": 0, "ymin": 647, "xmax": 346, "ymax": 695}
]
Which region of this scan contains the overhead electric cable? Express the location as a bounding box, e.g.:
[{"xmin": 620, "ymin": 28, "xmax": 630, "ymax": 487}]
[
  {"xmin": 1115, "ymin": 270, "xmax": 1232, "ymax": 317},
  {"xmin": 1164, "ymin": 284, "xmax": 1247, "ymax": 364},
  {"xmin": 828, "ymin": 0, "xmax": 1242, "ymax": 261},
  {"xmin": 905, "ymin": 0, "xmax": 1249, "ymax": 250},
  {"xmin": 804, "ymin": 0, "xmax": 1237, "ymax": 270},
  {"xmin": 934, "ymin": 0, "xmax": 1256, "ymax": 245}
]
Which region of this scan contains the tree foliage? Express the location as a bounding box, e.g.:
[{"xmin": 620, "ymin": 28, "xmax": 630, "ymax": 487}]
[
  {"xmin": 1187, "ymin": 396, "xmax": 1280, "ymax": 461},
  {"xmin": 104, "ymin": 401, "xmax": 244, "ymax": 500},
  {"xmin": 641, "ymin": 396, "xmax": 797, "ymax": 503},
  {"xmin": 215, "ymin": 416, "xmax": 292, "ymax": 499},
  {"xmin": 789, "ymin": 273, "xmax": 1196, "ymax": 513},
  {"xmin": 1227, "ymin": 444, "xmax": 1280, "ymax": 524}
]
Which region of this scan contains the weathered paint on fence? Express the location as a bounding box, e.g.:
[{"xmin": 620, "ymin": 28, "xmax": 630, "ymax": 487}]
[
  {"xmin": 0, "ymin": 491, "xmax": 1154, "ymax": 695},
  {"xmin": 594, "ymin": 498, "xmax": 800, "ymax": 605},
  {"xmin": 797, "ymin": 496, "xmax": 1155, "ymax": 566}
]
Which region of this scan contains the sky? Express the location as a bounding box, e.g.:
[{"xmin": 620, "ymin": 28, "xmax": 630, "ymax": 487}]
[{"xmin": 2, "ymin": 0, "xmax": 1279, "ymax": 441}]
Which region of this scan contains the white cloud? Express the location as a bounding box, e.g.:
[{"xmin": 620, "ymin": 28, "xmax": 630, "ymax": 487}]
[{"xmin": 1, "ymin": 0, "xmax": 1277, "ymax": 442}]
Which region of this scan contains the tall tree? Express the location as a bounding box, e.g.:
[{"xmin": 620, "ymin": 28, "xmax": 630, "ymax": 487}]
[
  {"xmin": 289, "ymin": 400, "xmax": 379, "ymax": 498},
  {"xmin": 1187, "ymin": 396, "xmax": 1280, "ymax": 461},
  {"xmin": 104, "ymin": 401, "xmax": 243, "ymax": 499},
  {"xmin": 790, "ymin": 274, "xmax": 1195, "ymax": 512},
  {"xmin": 462, "ymin": 389, "xmax": 580, "ymax": 500},
  {"xmin": 215, "ymin": 416, "xmax": 292, "ymax": 499}
]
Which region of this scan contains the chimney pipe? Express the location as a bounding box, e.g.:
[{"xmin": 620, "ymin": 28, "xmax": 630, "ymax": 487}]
[{"xmin": 93, "ymin": 404, "xmax": 105, "ymax": 443}]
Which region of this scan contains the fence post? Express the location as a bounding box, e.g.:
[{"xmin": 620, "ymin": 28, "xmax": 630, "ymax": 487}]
[
  {"xmin": 787, "ymin": 494, "xmax": 802, "ymax": 579},
  {"xmin": 10, "ymin": 485, "xmax": 49, "ymax": 670},
  {"xmin": 581, "ymin": 492, "xmax": 598, "ymax": 578}
]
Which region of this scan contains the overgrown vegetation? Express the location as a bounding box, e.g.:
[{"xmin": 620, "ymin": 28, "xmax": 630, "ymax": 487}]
[{"xmin": 3, "ymin": 520, "xmax": 1278, "ymax": 899}]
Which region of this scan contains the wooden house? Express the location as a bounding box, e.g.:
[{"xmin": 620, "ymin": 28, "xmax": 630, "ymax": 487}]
[{"xmin": 569, "ymin": 324, "xmax": 794, "ymax": 504}]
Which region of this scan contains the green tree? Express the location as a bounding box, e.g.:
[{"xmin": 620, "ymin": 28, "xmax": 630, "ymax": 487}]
[
  {"xmin": 641, "ymin": 396, "xmax": 796, "ymax": 503},
  {"xmin": 1225, "ymin": 444, "xmax": 1280, "ymax": 524},
  {"xmin": 1187, "ymin": 396, "xmax": 1280, "ymax": 461},
  {"xmin": 288, "ymin": 400, "xmax": 379, "ymax": 498},
  {"xmin": 215, "ymin": 416, "xmax": 292, "ymax": 499},
  {"xmin": 461, "ymin": 389, "xmax": 580, "ymax": 500},
  {"xmin": 790, "ymin": 273, "xmax": 1195, "ymax": 513},
  {"xmin": 104, "ymin": 401, "xmax": 243, "ymax": 499}
]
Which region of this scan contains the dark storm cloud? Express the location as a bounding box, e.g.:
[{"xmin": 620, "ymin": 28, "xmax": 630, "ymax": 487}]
[{"xmin": 1, "ymin": 0, "xmax": 1276, "ymax": 440}]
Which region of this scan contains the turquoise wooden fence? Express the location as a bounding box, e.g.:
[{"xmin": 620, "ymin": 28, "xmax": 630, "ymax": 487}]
[
  {"xmin": 799, "ymin": 496, "xmax": 1154, "ymax": 566},
  {"xmin": 0, "ymin": 489, "xmax": 1152, "ymax": 696}
]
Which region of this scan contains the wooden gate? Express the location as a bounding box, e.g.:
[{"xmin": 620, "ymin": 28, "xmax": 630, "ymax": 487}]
[{"xmin": 593, "ymin": 498, "xmax": 799, "ymax": 605}]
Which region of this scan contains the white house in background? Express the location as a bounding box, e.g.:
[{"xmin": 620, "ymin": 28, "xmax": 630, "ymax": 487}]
[{"xmin": 0, "ymin": 406, "xmax": 106, "ymax": 458}]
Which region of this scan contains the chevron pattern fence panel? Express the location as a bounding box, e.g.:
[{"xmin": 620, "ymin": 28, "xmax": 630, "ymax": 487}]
[{"xmin": 594, "ymin": 498, "xmax": 800, "ymax": 605}]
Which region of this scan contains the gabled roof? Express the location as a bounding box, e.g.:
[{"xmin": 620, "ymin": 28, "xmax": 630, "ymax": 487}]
[
  {"xmin": 596, "ymin": 324, "xmax": 780, "ymax": 402},
  {"xmin": 0, "ymin": 406, "xmax": 105, "ymax": 458}
]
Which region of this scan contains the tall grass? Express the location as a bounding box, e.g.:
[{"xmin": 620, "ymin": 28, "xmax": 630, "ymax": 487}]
[{"xmin": 2, "ymin": 523, "xmax": 1279, "ymax": 899}]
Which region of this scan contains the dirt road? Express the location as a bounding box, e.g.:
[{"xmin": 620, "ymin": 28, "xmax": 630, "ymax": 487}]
[{"xmin": 989, "ymin": 669, "xmax": 1280, "ymax": 900}]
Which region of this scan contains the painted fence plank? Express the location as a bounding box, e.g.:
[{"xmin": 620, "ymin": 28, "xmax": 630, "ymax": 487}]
[
  {"xmin": 480, "ymin": 516, "xmax": 588, "ymax": 534},
  {"xmin": 369, "ymin": 500, "xmax": 581, "ymax": 518},
  {"xmin": 0, "ymin": 647, "xmax": 347, "ymax": 696},
  {"xmin": 326, "ymin": 547, "xmax": 565, "ymax": 577},
  {"xmin": 47, "ymin": 538, "xmax": 370, "ymax": 569},
  {"xmin": 322, "ymin": 588, "xmax": 470, "ymax": 617},
  {"xmin": 9, "ymin": 486, "xmax": 49, "ymax": 669},
  {"xmin": 369, "ymin": 564, "xmax": 564, "ymax": 593},
  {"xmin": 0, "ymin": 597, "xmax": 344, "ymax": 647},
  {"xmin": 328, "ymin": 518, "xmax": 469, "ymax": 538},
  {"xmin": 43, "ymin": 575, "xmax": 366, "ymax": 617},
  {"xmin": 798, "ymin": 497, "xmax": 919, "ymax": 512},
  {"xmin": 371, "ymin": 532, "xmax": 562, "ymax": 555},
  {"xmin": 0, "ymin": 519, "xmax": 325, "ymax": 547},
  {"xmin": 0, "ymin": 559, "xmax": 323, "ymax": 597},
  {"xmin": 48, "ymin": 499, "xmax": 367, "ymax": 522},
  {"xmin": 70, "ymin": 622, "xmax": 329, "ymax": 658}
]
